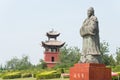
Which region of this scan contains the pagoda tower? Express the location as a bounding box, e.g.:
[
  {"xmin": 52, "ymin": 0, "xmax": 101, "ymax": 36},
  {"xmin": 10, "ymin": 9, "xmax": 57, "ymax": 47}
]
[{"xmin": 42, "ymin": 30, "xmax": 65, "ymax": 68}]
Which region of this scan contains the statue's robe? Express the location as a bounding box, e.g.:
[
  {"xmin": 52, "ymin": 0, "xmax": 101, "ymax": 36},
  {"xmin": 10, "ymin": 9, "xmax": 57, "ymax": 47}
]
[{"xmin": 80, "ymin": 15, "xmax": 101, "ymax": 63}]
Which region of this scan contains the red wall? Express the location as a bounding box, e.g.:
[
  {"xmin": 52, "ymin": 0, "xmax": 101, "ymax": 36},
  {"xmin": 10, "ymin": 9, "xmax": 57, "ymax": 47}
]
[
  {"xmin": 47, "ymin": 63, "xmax": 56, "ymax": 68},
  {"xmin": 44, "ymin": 51, "xmax": 60, "ymax": 68},
  {"xmin": 44, "ymin": 51, "xmax": 59, "ymax": 62}
]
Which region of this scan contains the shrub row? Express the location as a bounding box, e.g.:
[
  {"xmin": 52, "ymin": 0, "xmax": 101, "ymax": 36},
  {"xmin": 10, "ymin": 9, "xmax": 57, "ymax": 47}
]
[
  {"xmin": 1, "ymin": 72, "xmax": 32, "ymax": 79},
  {"xmin": 36, "ymin": 70, "xmax": 61, "ymax": 80},
  {"xmin": 112, "ymin": 65, "xmax": 120, "ymax": 72},
  {"xmin": 21, "ymin": 73, "xmax": 32, "ymax": 78},
  {"xmin": 2, "ymin": 72, "xmax": 21, "ymax": 79},
  {"xmin": 0, "ymin": 73, "xmax": 3, "ymax": 78}
]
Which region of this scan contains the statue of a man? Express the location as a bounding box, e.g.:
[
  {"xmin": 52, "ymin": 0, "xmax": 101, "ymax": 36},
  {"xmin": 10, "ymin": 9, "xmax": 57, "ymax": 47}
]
[{"xmin": 79, "ymin": 7, "xmax": 102, "ymax": 63}]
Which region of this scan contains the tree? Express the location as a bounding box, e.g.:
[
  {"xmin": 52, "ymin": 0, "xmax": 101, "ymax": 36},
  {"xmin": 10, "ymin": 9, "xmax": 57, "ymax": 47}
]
[
  {"xmin": 100, "ymin": 41, "xmax": 110, "ymax": 65},
  {"xmin": 0, "ymin": 64, "xmax": 3, "ymax": 72},
  {"xmin": 6, "ymin": 57, "xmax": 20, "ymax": 70},
  {"xmin": 35, "ymin": 59, "xmax": 47, "ymax": 69},
  {"xmin": 100, "ymin": 41, "xmax": 116, "ymax": 66},
  {"xmin": 109, "ymin": 54, "xmax": 116, "ymax": 66},
  {"xmin": 116, "ymin": 48, "xmax": 120, "ymax": 65},
  {"xmin": 5, "ymin": 55, "xmax": 32, "ymax": 70},
  {"xmin": 18, "ymin": 55, "xmax": 32, "ymax": 70},
  {"xmin": 100, "ymin": 41, "xmax": 109, "ymax": 56},
  {"xmin": 55, "ymin": 45, "xmax": 80, "ymax": 68},
  {"xmin": 39, "ymin": 59, "xmax": 47, "ymax": 69}
]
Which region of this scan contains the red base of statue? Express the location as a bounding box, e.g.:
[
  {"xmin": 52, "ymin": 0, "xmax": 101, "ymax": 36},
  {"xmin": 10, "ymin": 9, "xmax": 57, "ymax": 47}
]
[{"xmin": 70, "ymin": 63, "xmax": 111, "ymax": 80}]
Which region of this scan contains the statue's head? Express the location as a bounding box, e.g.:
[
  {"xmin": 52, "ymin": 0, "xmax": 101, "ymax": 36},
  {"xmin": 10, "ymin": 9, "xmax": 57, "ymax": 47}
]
[{"xmin": 87, "ymin": 7, "xmax": 94, "ymax": 18}]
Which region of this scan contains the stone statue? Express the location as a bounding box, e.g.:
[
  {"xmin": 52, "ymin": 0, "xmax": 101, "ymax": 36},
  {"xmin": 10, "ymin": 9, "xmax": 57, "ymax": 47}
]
[{"xmin": 79, "ymin": 7, "xmax": 102, "ymax": 63}]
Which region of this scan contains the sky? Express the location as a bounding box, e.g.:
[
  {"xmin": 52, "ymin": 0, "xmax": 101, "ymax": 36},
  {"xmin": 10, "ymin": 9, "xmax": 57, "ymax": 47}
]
[{"xmin": 0, "ymin": 0, "xmax": 120, "ymax": 65}]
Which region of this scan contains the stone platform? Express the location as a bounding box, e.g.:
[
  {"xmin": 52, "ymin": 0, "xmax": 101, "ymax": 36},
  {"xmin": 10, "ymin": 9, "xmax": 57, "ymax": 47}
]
[{"xmin": 70, "ymin": 63, "xmax": 111, "ymax": 80}]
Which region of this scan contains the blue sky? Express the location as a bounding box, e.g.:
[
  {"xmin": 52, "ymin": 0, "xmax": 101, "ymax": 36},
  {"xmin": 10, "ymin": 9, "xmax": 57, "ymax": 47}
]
[{"xmin": 0, "ymin": 0, "xmax": 120, "ymax": 65}]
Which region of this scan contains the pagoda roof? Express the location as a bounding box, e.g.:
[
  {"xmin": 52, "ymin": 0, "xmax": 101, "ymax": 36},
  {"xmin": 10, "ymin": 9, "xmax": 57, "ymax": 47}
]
[
  {"xmin": 46, "ymin": 30, "xmax": 60, "ymax": 38},
  {"xmin": 42, "ymin": 40, "xmax": 65, "ymax": 48}
]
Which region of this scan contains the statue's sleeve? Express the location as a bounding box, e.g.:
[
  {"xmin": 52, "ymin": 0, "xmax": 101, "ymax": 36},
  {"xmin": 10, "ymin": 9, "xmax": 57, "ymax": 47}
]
[
  {"xmin": 80, "ymin": 17, "xmax": 99, "ymax": 37},
  {"xmin": 90, "ymin": 16, "xmax": 99, "ymax": 34},
  {"xmin": 80, "ymin": 20, "xmax": 87, "ymax": 37}
]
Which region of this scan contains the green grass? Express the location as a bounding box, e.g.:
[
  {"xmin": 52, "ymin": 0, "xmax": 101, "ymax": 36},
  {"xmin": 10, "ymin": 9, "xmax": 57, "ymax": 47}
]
[{"xmin": 0, "ymin": 78, "xmax": 69, "ymax": 80}]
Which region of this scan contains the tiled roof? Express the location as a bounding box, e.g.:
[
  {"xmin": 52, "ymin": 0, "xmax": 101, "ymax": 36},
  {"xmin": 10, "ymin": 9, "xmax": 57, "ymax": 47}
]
[{"xmin": 42, "ymin": 40, "xmax": 65, "ymax": 47}]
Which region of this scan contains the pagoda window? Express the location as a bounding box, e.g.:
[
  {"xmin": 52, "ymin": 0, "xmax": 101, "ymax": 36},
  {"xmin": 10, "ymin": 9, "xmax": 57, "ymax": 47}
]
[
  {"xmin": 48, "ymin": 49, "xmax": 51, "ymax": 52},
  {"xmin": 51, "ymin": 48, "xmax": 57, "ymax": 52},
  {"xmin": 56, "ymin": 48, "xmax": 59, "ymax": 52},
  {"xmin": 51, "ymin": 49, "xmax": 53, "ymax": 52},
  {"xmin": 46, "ymin": 48, "xmax": 49, "ymax": 51},
  {"xmin": 51, "ymin": 57, "xmax": 54, "ymax": 62},
  {"xmin": 47, "ymin": 48, "xmax": 58, "ymax": 52}
]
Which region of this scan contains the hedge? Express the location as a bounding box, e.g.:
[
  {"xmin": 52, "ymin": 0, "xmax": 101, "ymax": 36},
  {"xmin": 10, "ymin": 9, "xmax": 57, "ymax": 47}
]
[
  {"xmin": 2, "ymin": 72, "xmax": 21, "ymax": 79},
  {"xmin": 36, "ymin": 70, "xmax": 61, "ymax": 80},
  {"xmin": 0, "ymin": 73, "xmax": 3, "ymax": 78},
  {"xmin": 112, "ymin": 65, "xmax": 120, "ymax": 72},
  {"xmin": 21, "ymin": 73, "xmax": 32, "ymax": 78},
  {"xmin": 117, "ymin": 72, "xmax": 120, "ymax": 75}
]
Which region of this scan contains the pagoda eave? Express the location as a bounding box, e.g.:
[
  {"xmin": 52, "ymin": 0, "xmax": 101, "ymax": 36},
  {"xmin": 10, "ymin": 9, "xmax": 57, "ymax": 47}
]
[
  {"xmin": 42, "ymin": 42, "xmax": 65, "ymax": 48},
  {"xmin": 46, "ymin": 33, "xmax": 60, "ymax": 38}
]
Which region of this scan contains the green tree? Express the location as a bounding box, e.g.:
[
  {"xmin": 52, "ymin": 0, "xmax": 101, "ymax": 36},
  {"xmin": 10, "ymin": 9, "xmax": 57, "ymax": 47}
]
[
  {"xmin": 109, "ymin": 54, "xmax": 116, "ymax": 66},
  {"xmin": 0, "ymin": 64, "xmax": 3, "ymax": 72},
  {"xmin": 55, "ymin": 45, "xmax": 80, "ymax": 68},
  {"xmin": 116, "ymin": 48, "xmax": 120, "ymax": 65},
  {"xmin": 39, "ymin": 59, "xmax": 47, "ymax": 69},
  {"xmin": 35, "ymin": 59, "xmax": 47, "ymax": 69},
  {"xmin": 6, "ymin": 55, "xmax": 32, "ymax": 70},
  {"xmin": 6, "ymin": 57, "xmax": 20, "ymax": 70},
  {"xmin": 100, "ymin": 41, "xmax": 116, "ymax": 66},
  {"xmin": 100, "ymin": 41, "xmax": 110, "ymax": 65},
  {"xmin": 100, "ymin": 41, "xmax": 109, "ymax": 56},
  {"xmin": 18, "ymin": 55, "xmax": 32, "ymax": 70}
]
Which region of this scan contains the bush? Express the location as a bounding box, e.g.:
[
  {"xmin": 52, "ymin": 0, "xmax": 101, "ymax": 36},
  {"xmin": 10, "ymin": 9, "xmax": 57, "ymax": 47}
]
[
  {"xmin": 2, "ymin": 72, "xmax": 21, "ymax": 79},
  {"xmin": 21, "ymin": 73, "xmax": 32, "ymax": 78},
  {"xmin": 117, "ymin": 72, "xmax": 120, "ymax": 75},
  {"xmin": 32, "ymin": 70, "xmax": 45, "ymax": 78},
  {"xmin": 112, "ymin": 76, "xmax": 118, "ymax": 80},
  {"xmin": 55, "ymin": 68, "xmax": 69, "ymax": 73},
  {"xmin": 0, "ymin": 73, "xmax": 3, "ymax": 78},
  {"xmin": 36, "ymin": 70, "xmax": 61, "ymax": 79},
  {"xmin": 33, "ymin": 73, "xmax": 36, "ymax": 78},
  {"xmin": 112, "ymin": 65, "xmax": 120, "ymax": 72}
]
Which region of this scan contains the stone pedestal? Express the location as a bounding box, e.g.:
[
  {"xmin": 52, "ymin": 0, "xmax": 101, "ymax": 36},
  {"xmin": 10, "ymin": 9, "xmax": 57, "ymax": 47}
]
[{"xmin": 70, "ymin": 63, "xmax": 111, "ymax": 80}]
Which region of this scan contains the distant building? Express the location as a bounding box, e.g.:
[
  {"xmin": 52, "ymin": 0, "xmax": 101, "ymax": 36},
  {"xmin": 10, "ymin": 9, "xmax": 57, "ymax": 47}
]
[{"xmin": 42, "ymin": 30, "xmax": 65, "ymax": 68}]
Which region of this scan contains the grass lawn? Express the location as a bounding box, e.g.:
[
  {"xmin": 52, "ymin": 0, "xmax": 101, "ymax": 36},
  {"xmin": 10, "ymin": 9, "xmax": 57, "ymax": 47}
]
[{"xmin": 0, "ymin": 78, "xmax": 69, "ymax": 80}]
